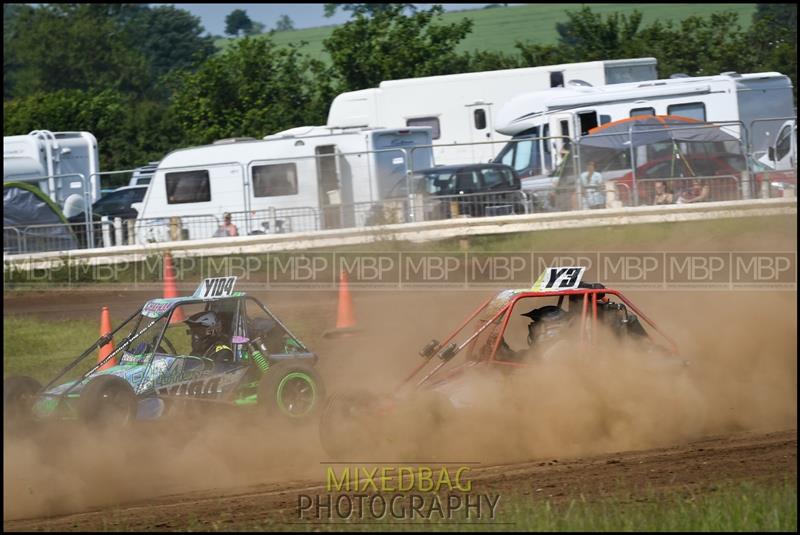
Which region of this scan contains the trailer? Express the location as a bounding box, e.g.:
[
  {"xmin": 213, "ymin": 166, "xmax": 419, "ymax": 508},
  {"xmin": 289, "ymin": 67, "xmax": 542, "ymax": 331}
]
[
  {"xmin": 133, "ymin": 126, "xmax": 434, "ymax": 242},
  {"xmin": 3, "ymin": 130, "xmax": 100, "ymax": 215},
  {"xmin": 492, "ymin": 71, "xmax": 794, "ymax": 180},
  {"xmin": 326, "ymin": 58, "xmax": 657, "ymax": 166}
]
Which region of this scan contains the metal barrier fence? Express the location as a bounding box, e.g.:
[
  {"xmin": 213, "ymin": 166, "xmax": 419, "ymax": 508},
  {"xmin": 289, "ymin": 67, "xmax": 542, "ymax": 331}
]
[{"xmin": 3, "ymin": 119, "xmax": 795, "ymax": 255}]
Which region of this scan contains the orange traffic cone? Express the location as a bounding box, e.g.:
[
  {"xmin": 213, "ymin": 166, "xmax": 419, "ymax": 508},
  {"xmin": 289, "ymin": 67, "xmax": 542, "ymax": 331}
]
[
  {"xmin": 323, "ymin": 270, "xmax": 361, "ymax": 338},
  {"xmin": 98, "ymin": 306, "xmax": 115, "ymax": 370},
  {"xmin": 336, "ymin": 270, "xmax": 355, "ymax": 329},
  {"xmin": 163, "ymin": 252, "xmax": 184, "ymax": 323}
]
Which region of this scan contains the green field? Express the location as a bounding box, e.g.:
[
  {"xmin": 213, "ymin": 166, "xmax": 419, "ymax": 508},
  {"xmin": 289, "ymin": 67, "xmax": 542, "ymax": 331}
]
[{"xmin": 215, "ymin": 4, "xmax": 757, "ymax": 62}]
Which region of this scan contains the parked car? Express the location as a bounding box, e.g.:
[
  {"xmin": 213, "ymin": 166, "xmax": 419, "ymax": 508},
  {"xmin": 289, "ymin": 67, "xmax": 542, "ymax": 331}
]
[
  {"xmin": 68, "ymin": 185, "xmax": 148, "ymax": 247},
  {"xmin": 610, "ymin": 152, "xmax": 746, "ymax": 205},
  {"xmin": 413, "ymin": 163, "xmax": 525, "ymax": 219}
]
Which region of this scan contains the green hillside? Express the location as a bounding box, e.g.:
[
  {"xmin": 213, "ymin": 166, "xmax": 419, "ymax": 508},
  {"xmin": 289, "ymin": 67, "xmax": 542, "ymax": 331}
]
[{"xmin": 215, "ymin": 4, "xmax": 757, "ymax": 61}]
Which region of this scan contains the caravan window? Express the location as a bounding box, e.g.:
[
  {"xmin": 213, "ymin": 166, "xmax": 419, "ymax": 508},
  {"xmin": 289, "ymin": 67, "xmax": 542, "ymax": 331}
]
[
  {"xmin": 166, "ymin": 170, "xmax": 210, "ymax": 204},
  {"xmin": 252, "ymin": 163, "xmax": 298, "ymax": 197},
  {"xmin": 474, "ymin": 109, "xmax": 487, "ymax": 130},
  {"xmin": 631, "ymin": 107, "xmax": 655, "ymax": 117},
  {"xmin": 577, "ymin": 112, "xmax": 598, "ymax": 136},
  {"xmin": 406, "ymin": 117, "xmax": 441, "ymax": 140},
  {"xmin": 667, "ymin": 102, "xmax": 706, "ymax": 121}
]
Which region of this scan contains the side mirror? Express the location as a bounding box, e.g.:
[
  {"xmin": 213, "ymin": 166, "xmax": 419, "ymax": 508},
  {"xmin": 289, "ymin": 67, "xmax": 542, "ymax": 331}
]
[
  {"xmin": 419, "ymin": 339, "xmax": 439, "ymax": 359},
  {"xmin": 768, "ymin": 146, "xmax": 776, "ymax": 162}
]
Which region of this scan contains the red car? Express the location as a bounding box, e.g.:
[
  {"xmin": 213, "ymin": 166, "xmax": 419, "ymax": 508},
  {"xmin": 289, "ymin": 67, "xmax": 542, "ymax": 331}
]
[{"xmin": 610, "ymin": 152, "xmax": 746, "ymax": 205}]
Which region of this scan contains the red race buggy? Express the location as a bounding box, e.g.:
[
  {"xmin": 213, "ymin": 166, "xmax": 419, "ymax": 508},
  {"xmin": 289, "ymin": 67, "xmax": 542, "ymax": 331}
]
[{"xmin": 319, "ymin": 267, "xmax": 686, "ymax": 459}]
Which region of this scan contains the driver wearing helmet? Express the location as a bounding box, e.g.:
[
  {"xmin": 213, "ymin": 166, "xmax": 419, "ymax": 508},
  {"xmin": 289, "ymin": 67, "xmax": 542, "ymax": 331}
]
[
  {"xmin": 185, "ymin": 310, "xmax": 234, "ymax": 364},
  {"xmin": 494, "ymin": 305, "xmax": 574, "ymax": 362},
  {"xmin": 519, "ymin": 305, "xmax": 574, "ymax": 361}
]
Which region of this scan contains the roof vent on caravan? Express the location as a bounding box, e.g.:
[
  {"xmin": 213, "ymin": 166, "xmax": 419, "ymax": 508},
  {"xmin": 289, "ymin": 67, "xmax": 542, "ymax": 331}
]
[
  {"xmin": 212, "ymin": 137, "xmax": 256, "ymax": 145},
  {"xmin": 720, "ymin": 71, "xmax": 741, "ymax": 77},
  {"xmin": 669, "ymin": 73, "xmax": 690, "ymax": 79},
  {"xmin": 567, "ymin": 79, "xmax": 593, "ymax": 87}
]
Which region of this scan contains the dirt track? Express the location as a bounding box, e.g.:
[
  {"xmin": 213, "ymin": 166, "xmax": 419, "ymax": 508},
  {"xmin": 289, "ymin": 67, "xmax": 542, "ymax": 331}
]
[
  {"xmin": 4, "ymin": 429, "xmax": 795, "ymax": 531},
  {"xmin": 4, "ymin": 274, "xmax": 797, "ymax": 530}
]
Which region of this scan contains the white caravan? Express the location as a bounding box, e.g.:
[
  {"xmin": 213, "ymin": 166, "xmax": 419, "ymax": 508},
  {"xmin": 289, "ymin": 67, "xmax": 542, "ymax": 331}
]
[
  {"xmin": 3, "ymin": 130, "xmax": 100, "ymax": 215},
  {"xmin": 492, "ymin": 71, "xmax": 795, "ymax": 179},
  {"xmin": 326, "ymin": 58, "xmax": 657, "ymax": 166},
  {"xmin": 134, "ymin": 126, "xmax": 434, "ymax": 242}
]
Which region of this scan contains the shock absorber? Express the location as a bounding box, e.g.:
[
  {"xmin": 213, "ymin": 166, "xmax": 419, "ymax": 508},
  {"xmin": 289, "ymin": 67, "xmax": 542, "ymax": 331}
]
[{"xmin": 249, "ymin": 337, "xmax": 270, "ymax": 373}]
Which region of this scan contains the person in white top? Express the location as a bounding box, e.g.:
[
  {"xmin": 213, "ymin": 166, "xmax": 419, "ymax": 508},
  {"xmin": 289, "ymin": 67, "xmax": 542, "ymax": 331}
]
[{"xmin": 580, "ymin": 160, "xmax": 605, "ymax": 209}]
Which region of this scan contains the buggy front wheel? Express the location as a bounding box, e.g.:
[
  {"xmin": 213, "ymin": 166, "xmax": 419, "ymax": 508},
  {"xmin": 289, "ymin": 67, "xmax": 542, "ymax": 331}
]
[
  {"xmin": 258, "ymin": 361, "xmax": 325, "ymax": 421},
  {"xmin": 78, "ymin": 375, "xmax": 138, "ymax": 428}
]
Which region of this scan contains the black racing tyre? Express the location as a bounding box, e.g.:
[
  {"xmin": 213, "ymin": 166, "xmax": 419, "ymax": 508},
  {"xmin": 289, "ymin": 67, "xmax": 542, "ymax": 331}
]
[
  {"xmin": 318, "ymin": 390, "xmax": 380, "ymax": 460},
  {"xmin": 4, "ymin": 376, "xmax": 42, "ymax": 428},
  {"xmin": 258, "ymin": 361, "xmax": 326, "ymax": 422},
  {"xmin": 78, "ymin": 375, "xmax": 138, "ymax": 428}
]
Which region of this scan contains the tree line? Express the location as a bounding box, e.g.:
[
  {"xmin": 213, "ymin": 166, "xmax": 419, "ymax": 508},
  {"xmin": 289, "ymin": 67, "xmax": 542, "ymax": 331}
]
[{"xmin": 4, "ymin": 3, "xmax": 796, "ymax": 187}]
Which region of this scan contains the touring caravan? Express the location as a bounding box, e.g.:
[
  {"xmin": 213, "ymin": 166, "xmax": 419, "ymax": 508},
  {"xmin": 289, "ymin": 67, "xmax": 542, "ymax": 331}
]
[
  {"xmin": 134, "ymin": 126, "xmax": 434, "ymax": 242},
  {"xmin": 492, "ymin": 71, "xmax": 795, "ymax": 179},
  {"xmin": 3, "ymin": 130, "xmax": 100, "ymax": 216},
  {"xmin": 326, "ymin": 58, "xmax": 658, "ymax": 166}
]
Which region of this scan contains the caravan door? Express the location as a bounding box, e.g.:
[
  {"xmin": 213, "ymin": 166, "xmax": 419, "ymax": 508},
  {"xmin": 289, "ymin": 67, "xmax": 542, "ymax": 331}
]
[
  {"xmin": 315, "ymin": 144, "xmax": 355, "ymax": 229},
  {"xmin": 466, "ymin": 102, "xmax": 496, "ymax": 164}
]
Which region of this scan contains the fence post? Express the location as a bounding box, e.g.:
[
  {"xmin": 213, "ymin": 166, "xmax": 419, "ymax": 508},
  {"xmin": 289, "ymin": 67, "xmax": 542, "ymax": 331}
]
[
  {"xmin": 114, "ymin": 217, "xmax": 123, "ymax": 246},
  {"xmin": 268, "ymin": 207, "xmax": 277, "ymax": 234},
  {"xmin": 101, "ymin": 216, "xmax": 112, "ymax": 248},
  {"xmin": 127, "ymin": 220, "xmax": 136, "ymax": 245},
  {"xmin": 169, "ymin": 217, "xmax": 181, "ymax": 241}
]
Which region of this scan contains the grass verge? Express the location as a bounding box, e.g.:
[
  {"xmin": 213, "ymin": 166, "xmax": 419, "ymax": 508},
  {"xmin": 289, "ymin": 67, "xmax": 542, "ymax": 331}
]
[{"xmin": 3, "ymin": 315, "xmax": 99, "ymax": 381}]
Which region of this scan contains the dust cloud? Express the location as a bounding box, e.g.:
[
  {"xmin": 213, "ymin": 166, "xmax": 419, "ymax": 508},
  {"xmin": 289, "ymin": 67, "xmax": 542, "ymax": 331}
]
[{"xmin": 4, "ymin": 223, "xmax": 797, "ymax": 521}]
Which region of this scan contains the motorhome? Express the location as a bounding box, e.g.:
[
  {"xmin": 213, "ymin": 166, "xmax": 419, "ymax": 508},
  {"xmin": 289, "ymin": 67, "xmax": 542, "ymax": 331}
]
[
  {"xmin": 3, "ymin": 130, "xmax": 100, "ymax": 216},
  {"xmin": 492, "ymin": 71, "xmax": 795, "ymax": 180},
  {"xmin": 326, "ymin": 58, "xmax": 657, "ymax": 166},
  {"xmin": 133, "ymin": 126, "xmax": 434, "ymax": 242}
]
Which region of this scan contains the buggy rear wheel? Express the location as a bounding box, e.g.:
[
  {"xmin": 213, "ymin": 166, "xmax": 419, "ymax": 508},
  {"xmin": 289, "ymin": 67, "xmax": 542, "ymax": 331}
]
[
  {"xmin": 78, "ymin": 375, "xmax": 137, "ymax": 428},
  {"xmin": 258, "ymin": 361, "xmax": 325, "ymax": 421},
  {"xmin": 4, "ymin": 376, "xmax": 42, "ymax": 430}
]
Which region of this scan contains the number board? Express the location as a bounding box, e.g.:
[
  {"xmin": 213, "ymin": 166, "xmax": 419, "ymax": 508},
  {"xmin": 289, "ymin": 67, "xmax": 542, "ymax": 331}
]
[
  {"xmin": 530, "ymin": 267, "xmax": 585, "ymax": 291},
  {"xmin": 193, "ymin": 276, "xmax": 238, "ymax": 299}
]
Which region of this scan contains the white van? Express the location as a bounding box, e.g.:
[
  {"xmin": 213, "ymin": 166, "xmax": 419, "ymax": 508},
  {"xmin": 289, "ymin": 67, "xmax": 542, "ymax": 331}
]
[
  {"xmin": 757, "ymin": 119, "xmax": 797, "ymax": 171},
  {"xmin": 133, "ymin": 126, "xmax": 434, "ymax": 242},
  {"xmin": 493, "ymin": 71, "xmax": 795, "ymax": 180},
  {"xmin": 326, "ymin": 58, "xmax": 657, "ymax": 166}
]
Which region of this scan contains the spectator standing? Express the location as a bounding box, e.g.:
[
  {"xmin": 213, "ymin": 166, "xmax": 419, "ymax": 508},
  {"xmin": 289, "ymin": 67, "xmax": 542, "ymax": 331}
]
[{"xmin": 580, "ymin": 160, "xmax": 605, "ymax": 209}]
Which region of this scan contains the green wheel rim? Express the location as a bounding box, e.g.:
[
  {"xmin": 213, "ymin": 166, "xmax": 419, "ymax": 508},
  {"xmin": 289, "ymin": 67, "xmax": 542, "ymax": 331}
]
[{"xmin": 275, "ymin": 372, "xmax": 317, "ymax": 418}]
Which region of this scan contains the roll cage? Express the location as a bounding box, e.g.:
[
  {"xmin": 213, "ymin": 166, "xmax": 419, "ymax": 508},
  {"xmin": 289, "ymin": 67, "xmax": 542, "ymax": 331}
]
[
  {"xmin": 39, "ymin": 290, "xmax": 314, "ymax": 402},
  {"xmin": 398, "ymin": 286, "xmax": 679, "ymax": 394}
]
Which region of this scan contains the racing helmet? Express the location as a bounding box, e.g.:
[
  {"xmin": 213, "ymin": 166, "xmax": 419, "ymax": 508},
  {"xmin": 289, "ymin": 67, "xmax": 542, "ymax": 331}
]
[
  {"xmin": 521, "ymin": 305, "xmax": 571, "ymax": 346},
  {"xmin": 185, "ymin": 311, "xmax": 224, "ymax": 354}
]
